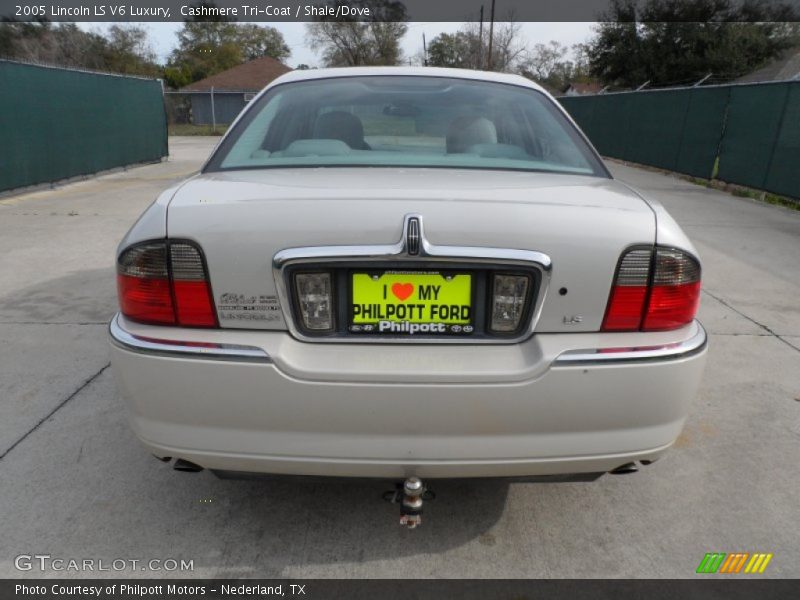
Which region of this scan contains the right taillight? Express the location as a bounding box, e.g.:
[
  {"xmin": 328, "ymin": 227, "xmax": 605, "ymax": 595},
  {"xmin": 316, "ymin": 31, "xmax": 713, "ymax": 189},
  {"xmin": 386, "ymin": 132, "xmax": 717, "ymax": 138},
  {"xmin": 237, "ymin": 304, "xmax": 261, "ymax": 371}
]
[
  {"xmin": 602, "ymin": 246, "xmax": 701, "ymax": 332},
  {"xmin": 642, "ymin": 248, "xmax": 701, "ymax": 331},
  {"xmin": 117, "ymin": 240, "xmax": 217, "ymax": 328}
]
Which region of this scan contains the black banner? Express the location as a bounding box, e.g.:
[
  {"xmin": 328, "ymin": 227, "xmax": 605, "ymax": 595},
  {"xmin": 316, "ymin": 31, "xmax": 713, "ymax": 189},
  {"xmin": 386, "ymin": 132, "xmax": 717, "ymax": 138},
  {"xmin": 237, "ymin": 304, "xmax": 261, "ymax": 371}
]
[
  {"xmin": 3, "ymin": 0, "xmax": 800, "ymax": 23},
  {"xmin": 3, "ymin": 579, "xmax": 800, "ymax": 600}
]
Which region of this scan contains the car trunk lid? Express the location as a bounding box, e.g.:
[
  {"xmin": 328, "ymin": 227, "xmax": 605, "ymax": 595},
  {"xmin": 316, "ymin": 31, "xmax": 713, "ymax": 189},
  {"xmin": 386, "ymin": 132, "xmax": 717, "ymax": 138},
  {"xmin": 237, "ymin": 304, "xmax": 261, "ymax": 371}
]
[{"xmin": 166, "ymin": 168, "xmax": 655, "ymax": 333}]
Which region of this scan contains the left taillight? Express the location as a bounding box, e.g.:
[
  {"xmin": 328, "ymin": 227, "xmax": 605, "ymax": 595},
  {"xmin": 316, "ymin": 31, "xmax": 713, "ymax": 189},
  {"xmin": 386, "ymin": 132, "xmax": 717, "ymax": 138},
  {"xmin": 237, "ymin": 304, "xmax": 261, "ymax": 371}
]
[{"xmin": 117, "ymin": 240, "xmax": 217, "ymax": 328}]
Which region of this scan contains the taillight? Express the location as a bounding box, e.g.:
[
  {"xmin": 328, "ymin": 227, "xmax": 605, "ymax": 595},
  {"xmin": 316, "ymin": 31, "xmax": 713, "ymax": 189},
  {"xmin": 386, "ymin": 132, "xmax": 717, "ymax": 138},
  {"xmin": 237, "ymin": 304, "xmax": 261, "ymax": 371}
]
[
  {"xmin": 602, "ymin": 246, "xmax": 700, "ymax": 332},
  {"xmin": 117, "ymin": 240, "xmax": 217, "ymax": 328}
]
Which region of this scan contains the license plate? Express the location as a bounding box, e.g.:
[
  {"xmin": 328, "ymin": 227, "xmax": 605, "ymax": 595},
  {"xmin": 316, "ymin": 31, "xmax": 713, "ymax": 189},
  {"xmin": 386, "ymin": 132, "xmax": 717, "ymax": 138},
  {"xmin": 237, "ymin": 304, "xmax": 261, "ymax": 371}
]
[{"xmin": 350, "ymin": 271, "xmax": 473, "ymax": 335}]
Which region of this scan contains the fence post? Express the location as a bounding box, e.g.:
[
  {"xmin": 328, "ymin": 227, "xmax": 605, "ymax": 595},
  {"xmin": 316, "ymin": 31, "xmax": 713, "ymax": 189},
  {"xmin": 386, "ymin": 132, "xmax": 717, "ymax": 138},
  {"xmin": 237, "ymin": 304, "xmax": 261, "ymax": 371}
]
[
  {"xmin": 760, "ymin": 83, "xmax": 791, "ymax": 191},
  {"xmin": 210, "ymin": 86, "xmax": 216, "ymax": 133}
]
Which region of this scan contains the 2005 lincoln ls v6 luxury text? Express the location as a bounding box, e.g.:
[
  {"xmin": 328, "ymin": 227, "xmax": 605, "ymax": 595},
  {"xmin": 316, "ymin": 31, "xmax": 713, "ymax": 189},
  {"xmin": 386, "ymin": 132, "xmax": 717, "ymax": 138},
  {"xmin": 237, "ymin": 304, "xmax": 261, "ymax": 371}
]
[{"xmin": 109, "ymin": 67, "xmax": 707, "ymax": 518}]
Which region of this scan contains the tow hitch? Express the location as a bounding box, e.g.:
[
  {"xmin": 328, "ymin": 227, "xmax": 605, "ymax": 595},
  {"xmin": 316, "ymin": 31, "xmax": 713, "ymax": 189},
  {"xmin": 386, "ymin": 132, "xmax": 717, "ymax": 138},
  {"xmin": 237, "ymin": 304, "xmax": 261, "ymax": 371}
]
[{"xmin": 383, "ymin": 477, "xmax": 434, "ymax": 529}]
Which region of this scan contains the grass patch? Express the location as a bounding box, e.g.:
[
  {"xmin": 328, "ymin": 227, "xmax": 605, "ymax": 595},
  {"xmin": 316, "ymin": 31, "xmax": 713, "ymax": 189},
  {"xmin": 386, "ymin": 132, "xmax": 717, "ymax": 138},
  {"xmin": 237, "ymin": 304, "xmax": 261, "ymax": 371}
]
[
  {"xmin": 168, "ymin": 123, "xmax": 228, "ymax": 136},
  {"xmin": 684, "ymin": 174, "xmax": 800, "ymax": 212},
  {"xmin": 605, "ymin": 157, "xmax": 800, "ymax": 212},
  {"xmin": 729, "ymin": 187, "xmax": 800, "ymax": 210}
]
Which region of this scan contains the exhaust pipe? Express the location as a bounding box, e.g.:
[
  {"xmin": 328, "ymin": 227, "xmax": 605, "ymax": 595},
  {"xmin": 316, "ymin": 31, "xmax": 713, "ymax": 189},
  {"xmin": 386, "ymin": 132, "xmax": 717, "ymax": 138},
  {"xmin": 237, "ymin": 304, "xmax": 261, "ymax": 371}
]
[
  {"xmin": 610, "ymin": 462, "xmax": 638, "ymax": 475},
  {"xmin": 173, "ymin": 459, "xmax": 204, "ymax": 473}
]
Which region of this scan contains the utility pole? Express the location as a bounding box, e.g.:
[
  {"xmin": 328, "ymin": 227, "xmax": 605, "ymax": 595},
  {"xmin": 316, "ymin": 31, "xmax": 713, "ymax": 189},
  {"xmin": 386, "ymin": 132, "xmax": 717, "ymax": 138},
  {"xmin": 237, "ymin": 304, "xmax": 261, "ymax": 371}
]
[
  {"xmin": 487, "ymin": 0, "xmax": 495, "ymax": 71},
  {"xmin": 210, "ymin": 86, "xmax": 216, "ymax": 134},
  {"xmin": 422, "ymin": 33, "xmax": 428, "ymax": 67},
  {"xmin": 478, "ymin": 5, "xmax": 484, "ymax": 70}
]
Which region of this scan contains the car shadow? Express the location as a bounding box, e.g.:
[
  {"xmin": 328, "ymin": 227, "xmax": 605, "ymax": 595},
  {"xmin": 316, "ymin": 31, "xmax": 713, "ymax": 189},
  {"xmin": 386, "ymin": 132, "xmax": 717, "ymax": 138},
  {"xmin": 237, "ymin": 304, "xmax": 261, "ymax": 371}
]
[
  {"xmin": 0, "ymin": 267, "xmax": 117, "ymax": 323},
  {"xmin": 170, "ymin": 469, "xmax": 513, "ymax": 575}
]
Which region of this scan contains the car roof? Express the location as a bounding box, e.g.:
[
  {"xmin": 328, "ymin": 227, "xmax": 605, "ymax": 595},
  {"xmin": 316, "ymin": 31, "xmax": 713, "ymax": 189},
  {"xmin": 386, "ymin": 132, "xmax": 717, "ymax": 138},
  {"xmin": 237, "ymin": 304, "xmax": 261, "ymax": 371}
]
[{"xmin": 269, "ymin": 66, "xmax": 548, "ymax": 94}]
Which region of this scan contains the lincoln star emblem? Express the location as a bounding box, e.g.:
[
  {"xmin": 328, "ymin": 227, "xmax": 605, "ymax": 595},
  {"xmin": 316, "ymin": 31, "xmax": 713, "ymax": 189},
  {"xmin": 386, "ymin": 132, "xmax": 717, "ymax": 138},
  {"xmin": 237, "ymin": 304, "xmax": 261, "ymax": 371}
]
[{"xmin": 406, "ymin": 217, "xmax": 421, "ymax": 255}]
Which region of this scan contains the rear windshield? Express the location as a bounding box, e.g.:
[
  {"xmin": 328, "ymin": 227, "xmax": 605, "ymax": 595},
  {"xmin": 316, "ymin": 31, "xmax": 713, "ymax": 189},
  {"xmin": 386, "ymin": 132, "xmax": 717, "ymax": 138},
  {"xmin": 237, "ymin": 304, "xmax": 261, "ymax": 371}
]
[{"xmin": 205, "ymin": 75, "xmax": 607, "ymax": 177}]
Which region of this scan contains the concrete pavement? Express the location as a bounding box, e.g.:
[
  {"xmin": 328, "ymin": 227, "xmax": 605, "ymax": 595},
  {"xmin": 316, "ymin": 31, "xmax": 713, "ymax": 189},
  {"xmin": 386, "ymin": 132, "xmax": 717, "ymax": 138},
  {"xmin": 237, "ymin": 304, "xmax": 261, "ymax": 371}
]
[{"xmin": 0, "ymin": 138, "xmax": 798, "ymax": 578}]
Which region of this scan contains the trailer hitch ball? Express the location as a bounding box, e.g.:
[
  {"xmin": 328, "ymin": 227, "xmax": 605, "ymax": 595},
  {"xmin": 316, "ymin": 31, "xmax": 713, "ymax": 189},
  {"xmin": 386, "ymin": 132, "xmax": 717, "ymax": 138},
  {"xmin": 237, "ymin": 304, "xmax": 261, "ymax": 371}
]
[{"xmin": 400, "ymin": 477, "xmax": 424, "ymax": 529}]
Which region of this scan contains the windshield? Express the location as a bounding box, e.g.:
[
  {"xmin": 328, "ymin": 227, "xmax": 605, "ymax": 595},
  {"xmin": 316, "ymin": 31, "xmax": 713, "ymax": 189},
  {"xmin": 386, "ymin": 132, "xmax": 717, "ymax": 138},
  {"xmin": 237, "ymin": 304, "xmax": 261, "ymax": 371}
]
[{"xmin": 205, "ymin": 75, "xmax": 607, "ymax": 177}]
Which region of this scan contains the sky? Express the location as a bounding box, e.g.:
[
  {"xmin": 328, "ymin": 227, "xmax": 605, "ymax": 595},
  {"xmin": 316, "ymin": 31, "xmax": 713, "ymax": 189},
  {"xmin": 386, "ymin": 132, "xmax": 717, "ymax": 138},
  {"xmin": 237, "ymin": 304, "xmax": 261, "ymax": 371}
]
[{"xmin": 77, "ymin": 21, "xmax": 596, "ymax": 68}]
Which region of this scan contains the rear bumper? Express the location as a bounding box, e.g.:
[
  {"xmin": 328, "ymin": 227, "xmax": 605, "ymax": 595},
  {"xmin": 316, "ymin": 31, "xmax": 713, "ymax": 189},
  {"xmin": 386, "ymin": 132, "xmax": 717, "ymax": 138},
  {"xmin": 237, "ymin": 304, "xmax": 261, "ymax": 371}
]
[{"xmin": 109, "ymin": 314, "xmax": 707, "ymax": 478}]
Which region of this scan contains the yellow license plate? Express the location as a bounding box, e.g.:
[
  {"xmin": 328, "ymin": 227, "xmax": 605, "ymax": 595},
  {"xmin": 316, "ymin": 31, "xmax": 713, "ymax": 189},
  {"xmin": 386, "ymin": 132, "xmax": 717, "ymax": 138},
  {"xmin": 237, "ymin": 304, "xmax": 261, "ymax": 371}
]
[{"xmin": 350, "ymin": 271, "xmax": 473, "ymax": 335}]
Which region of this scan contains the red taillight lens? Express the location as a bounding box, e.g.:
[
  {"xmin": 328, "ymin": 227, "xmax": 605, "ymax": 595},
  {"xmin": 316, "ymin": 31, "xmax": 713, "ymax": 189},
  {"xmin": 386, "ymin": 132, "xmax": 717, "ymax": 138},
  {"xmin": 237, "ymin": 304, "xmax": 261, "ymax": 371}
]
[
  {"xmin": 170, "ymin": 243, "xmax": 217, "ymax": 327},
  {"xmin": 602, "ymin": 246, "xmax": 701, "ymax": 332},
  {"xmin": 602, "ymin": 248, "xmax": 652, "ymax": 331},
  {"xmin": 117, "ymin": 241, "xmax": 217, "ymax": 328}
]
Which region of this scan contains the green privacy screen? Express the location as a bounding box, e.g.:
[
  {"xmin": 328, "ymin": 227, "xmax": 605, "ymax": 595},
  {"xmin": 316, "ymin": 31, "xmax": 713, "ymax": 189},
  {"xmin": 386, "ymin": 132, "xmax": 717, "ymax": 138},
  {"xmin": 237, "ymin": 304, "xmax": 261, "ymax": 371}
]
[
  {"xmin": 718, "ymin": 82, "xmax": 800, "ymax": 199},
  {"xmin": 559, "ymin": 81, "xmax": 800, "ymax": 199},
  {"xmin": 0, "ymin": 60, "xmax": 167, "ymax": 193}
]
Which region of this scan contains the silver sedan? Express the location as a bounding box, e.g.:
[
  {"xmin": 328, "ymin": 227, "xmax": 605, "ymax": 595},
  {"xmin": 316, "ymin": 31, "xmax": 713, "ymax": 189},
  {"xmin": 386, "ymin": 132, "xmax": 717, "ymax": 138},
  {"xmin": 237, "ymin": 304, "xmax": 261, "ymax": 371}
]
[{"xmin": 109, "ymin": 67, "xmax": 706, "ymax": 485}]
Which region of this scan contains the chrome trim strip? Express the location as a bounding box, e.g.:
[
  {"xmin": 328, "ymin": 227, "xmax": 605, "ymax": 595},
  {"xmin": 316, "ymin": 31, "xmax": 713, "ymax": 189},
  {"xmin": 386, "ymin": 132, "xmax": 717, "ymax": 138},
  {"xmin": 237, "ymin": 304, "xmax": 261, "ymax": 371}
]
[
  {"xmin": 272, "ymin": 214, "xmax": 552, "ymax": 344},
  {"xmin": 109, "ymin": 315, "xmax": 272, "ymax": 363},
  {"xmin": 553, "ymin": 322, "xmax": 707, "ymax": 366}
]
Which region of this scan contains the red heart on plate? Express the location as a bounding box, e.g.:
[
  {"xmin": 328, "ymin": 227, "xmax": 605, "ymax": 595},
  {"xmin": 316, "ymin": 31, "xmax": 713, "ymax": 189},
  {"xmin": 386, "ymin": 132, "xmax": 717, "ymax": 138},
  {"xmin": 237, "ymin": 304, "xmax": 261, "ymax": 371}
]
[{"xmin": 391, "ymin": 283, "xmax": 414, "ymax": 301}]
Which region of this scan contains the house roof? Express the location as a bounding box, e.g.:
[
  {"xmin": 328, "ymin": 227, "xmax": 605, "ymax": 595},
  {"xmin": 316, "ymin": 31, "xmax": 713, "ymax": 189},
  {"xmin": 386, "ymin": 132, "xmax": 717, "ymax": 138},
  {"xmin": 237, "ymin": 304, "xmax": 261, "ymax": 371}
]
[
  {"xmin": 181, "ymin": 56, "xmax": 292, "ymax": 92},
  {"xmin": 736, "ymin": 47, "xmax": 800, "ymax": 84}
]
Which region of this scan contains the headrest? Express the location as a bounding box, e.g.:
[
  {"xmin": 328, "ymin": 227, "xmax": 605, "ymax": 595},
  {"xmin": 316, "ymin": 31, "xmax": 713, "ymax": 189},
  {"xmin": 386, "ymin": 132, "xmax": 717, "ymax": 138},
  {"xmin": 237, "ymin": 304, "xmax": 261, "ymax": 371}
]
[{"xmin": 446, "ymin": 116, "xmax": 498, "ymax": 153}]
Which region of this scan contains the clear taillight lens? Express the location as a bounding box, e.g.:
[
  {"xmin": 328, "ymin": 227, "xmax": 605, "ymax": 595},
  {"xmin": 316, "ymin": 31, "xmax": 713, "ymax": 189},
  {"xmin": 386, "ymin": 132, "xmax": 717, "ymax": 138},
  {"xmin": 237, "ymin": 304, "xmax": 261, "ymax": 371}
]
[
  {"xmin": 117, "ymin": 240, "xmax": 217, "ymax": 328},
  {"xmin": 602, "ymin": 246, "xmax": 701, "ymax": 332},
  {"xmin": 295, "ymin": 272, "xmax": 333, "ymax": 331},
  {"xmin": 490, "ymin": 274, "xmax": 529, "ymax": 333}
]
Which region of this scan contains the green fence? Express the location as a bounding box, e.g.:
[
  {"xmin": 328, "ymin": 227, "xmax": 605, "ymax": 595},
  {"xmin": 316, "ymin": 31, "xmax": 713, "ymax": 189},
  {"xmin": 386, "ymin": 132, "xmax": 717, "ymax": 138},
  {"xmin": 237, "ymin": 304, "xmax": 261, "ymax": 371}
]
[
  {"xmin": 559, "ymin": 81, "xmax": 800, "ymax": 199},
  {"xmin": 0, "ymin": 60, "xmax": 168, "ymax": 193}
]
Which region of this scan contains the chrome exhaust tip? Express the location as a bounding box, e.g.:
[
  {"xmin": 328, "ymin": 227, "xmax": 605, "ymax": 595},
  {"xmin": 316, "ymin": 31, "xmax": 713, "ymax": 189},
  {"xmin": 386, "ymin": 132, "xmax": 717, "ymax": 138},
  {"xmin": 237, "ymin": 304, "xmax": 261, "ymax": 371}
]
[
  {"xmin": 610, "ymin": 462, "xmax": 639, "ymax": 475},
  {"xmin": 173, "ymin": 458, "xmax": 204, "ymax": 472}
]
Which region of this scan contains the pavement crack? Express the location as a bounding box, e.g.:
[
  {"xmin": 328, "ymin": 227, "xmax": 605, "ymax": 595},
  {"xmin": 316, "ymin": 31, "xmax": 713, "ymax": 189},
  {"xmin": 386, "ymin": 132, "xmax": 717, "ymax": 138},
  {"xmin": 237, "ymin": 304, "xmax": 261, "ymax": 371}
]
[
  {"xmin": 0, "ymin": 362, "xmax": 111, "ymax": 462},
  {"xmin": 703, "ymin": 290, "xmax": 800, "ymax": 353},
  {"xmin": 709, "ymin": 332, "xmax": 773, "ymax": 337}
]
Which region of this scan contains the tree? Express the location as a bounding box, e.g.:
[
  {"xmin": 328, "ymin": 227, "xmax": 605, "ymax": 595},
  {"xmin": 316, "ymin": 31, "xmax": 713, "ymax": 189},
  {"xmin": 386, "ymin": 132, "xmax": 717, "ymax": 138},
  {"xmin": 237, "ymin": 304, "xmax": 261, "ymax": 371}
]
[
  {"xmin": 517, "ymin": 41, "xmax": 592, "ymax": 91},
  {"xmin": 306, "ymin": 0, "xmax": 408, "ymax": 66},
  {"xmin": 101, "ymin": 25, "xmax": 160, "ymax": 77},
  {"xmin": 425, "ymin": 19, "xmax": 526, "ymax": 72},
  {"xmin": 427, "ymin": 32, "xmax": 479, "ymax": 69},
  {"xmin": 233, "ymin": 24, "xmax": 292, "ymax": 61},
  {"xmin": 520, "ymin": 41, "xmax": 569, "ymax": 81},
  {"xmin": 0, "ymin": 21, "xmax": 159, "ymax": 77},
  {"xmin": 585, "ymin": 0, "xmax": 800, "ymax": 88},
  {"xmin": 0, "ymin": 22, "xmax": 104, "ymax": 69},
  {"xmin": 165, "ymin": 4, "xmax": 290, "ymax": 88}
]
